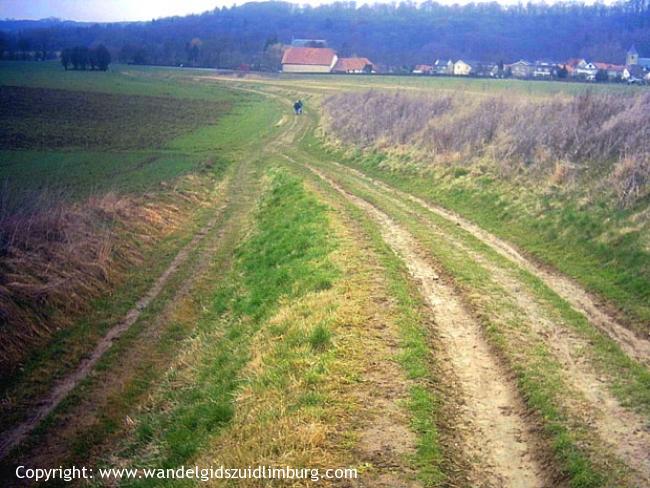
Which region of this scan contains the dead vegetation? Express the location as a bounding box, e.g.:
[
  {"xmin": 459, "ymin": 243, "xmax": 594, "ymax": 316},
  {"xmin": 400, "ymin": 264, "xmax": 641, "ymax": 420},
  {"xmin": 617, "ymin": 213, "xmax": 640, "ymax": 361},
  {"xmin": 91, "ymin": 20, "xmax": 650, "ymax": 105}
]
[
  {"xmin": 323, "ymin": 90, "xmax": 650, "ymax": 207},
  {"xmin": 0, "ymin": 176, "xmax": 215, "ymax": 374}
]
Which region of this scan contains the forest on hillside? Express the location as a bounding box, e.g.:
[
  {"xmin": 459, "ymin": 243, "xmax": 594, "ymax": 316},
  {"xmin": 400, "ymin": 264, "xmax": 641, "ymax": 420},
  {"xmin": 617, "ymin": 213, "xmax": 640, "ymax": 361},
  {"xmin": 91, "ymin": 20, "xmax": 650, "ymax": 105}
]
[{"xmin": 1, "ymin": 0, "xmax": 650, "ymax": 69}]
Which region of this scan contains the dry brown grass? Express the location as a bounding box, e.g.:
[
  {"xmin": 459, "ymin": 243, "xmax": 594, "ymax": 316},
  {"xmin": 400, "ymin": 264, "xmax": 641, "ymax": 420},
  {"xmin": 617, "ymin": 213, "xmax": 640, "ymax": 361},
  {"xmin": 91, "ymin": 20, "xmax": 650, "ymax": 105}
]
[
  {"xmin": 323, "ymin": 90, "xmax": 650, "ymax": 207},
  {"xmin": 0, "ymin": 176, "xmax": 216, "ymax": 371},
  {"xmin": 610, "ymin": 157, "xmax": 650, "ymax": 210}
]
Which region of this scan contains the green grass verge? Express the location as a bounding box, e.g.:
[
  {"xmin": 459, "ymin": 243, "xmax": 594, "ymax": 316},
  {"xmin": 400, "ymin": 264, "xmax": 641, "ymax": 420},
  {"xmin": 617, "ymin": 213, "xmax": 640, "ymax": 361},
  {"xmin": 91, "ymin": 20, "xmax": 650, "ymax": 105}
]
[{"xmin": 111, "ymin": 168, "xmax": 337, "ymax": 486}]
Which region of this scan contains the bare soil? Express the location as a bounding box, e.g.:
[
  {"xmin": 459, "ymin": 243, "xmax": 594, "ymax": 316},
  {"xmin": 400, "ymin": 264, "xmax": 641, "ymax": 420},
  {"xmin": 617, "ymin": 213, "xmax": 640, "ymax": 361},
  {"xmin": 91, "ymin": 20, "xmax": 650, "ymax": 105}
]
[
  {"xmin": 331, "ymin": 160, "xmax": 650, "ymax": 365},
  {"xmin": 316, "ymin": 158, "xmax": 650, "ymax": 485},
  {"xmin": 305, "ymin": 164, "xmax": 548, "ymax": 488}
]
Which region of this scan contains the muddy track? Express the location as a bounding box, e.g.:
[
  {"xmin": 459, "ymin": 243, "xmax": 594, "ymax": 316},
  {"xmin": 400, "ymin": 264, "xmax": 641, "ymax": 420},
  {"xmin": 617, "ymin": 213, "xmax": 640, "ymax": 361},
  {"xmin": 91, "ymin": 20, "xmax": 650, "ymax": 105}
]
[
  {"xmin": 241, "ymin": 84, "xmax": 650, "ymax": 482},
  {"xmin": 392, "ymin": 189, "xmax": 650, "ymax": 482},
  {"xmin": 0, "ymin": 181, "xmax": 231, "ymax": 461},
  {"xmin": 0, "ymin": 89, "xmax": 302, "ymax": 464},
  {"xmin": 324, "ymin": 160, "xmax": 650, "ymax": 366},
  {"xmin": 305, "ymin": 157, "xmax": 650, "ymax": 484},
  {"xmin": 298, "ymin": 160, "xmax": 547, "ymax": 487}
]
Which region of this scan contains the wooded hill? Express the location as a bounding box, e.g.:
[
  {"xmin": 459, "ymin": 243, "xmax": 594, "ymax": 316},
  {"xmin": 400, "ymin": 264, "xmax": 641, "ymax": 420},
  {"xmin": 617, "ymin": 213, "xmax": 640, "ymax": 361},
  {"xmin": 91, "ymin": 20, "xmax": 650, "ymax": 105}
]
[{"xmin": 1, "ymin": 0, "xmax": 650, "ymax": 69}]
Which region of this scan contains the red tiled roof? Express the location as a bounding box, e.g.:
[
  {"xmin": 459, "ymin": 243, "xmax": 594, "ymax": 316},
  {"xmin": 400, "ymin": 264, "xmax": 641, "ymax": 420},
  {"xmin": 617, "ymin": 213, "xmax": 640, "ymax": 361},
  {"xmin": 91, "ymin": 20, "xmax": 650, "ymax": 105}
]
[
  {"xmin": 333, "ymin": 57, "xmax": 373, "ymax": 72},
  {"xmin": 281, "ymin": 47, "xmax": 337, "ymax": 66},
  {"xmin": 564, "ymin": 58, "xmax": 583, "ymax": 68},
  {"xmin": 594, "ymin": 62, "xmax": 625, "ymax": 72}
]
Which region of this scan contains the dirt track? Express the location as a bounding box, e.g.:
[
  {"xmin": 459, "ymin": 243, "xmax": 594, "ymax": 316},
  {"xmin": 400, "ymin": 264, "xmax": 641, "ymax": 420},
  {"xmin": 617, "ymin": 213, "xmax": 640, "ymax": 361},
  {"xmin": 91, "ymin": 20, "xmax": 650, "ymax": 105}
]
[
  {"xmin": 299, "ymin": 162, "xmax": 548, "ymax": 487},
  {"xmin": 0, "ymin": 188, "xmax": 230, "ymax": 461},
  {"xmin": 3, "ymin": 77, "xmax": 648, "ymax": 487},
  {"xmin": 328, "ymin": 160, "xmax": 650, "ymax": 365},
  {"xmin": 302, "ymin": 156, "xmax": 650, "ymax": 481},
  {"xmin": 292, "ymin": 156, "xmax": 650, "ymax": 485}
]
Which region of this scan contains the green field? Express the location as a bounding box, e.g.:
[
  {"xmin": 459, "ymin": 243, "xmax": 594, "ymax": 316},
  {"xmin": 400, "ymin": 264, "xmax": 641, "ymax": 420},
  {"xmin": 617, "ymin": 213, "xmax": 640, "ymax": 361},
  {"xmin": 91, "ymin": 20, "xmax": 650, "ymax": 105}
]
[
  {"xmin": 194, "ymin": 69, "xmax": 648, "ymax": 98},
  {"xmin": 0, "ymin": 62, "xmax": 254, "ymax": 200}
]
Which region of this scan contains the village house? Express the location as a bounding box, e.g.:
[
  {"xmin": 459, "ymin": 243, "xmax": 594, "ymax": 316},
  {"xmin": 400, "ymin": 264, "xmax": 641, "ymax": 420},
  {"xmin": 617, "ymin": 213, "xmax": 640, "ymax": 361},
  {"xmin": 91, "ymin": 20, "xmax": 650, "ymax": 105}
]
[
  {"xmin": 594, "ymin": 62, "xmax": 625, "ymax": 81},
  {"xmin": 473, "ymin": 62, "xmax": 498, "ymax": 77},
  {"xmin": 412, "ymin": 64, "xmax": 433, "ymax": 74},
  {"xmin": 532, "ymin": 62, "xmax": 558, "ymax": 78},
  {"xmin": 453, "ymin": 60, "xmax": 474, "ymax": 76},
  {"xmin": 333, "ymin": 57, "xmax": 375, "ymax": 74},
  {"xmin": 281, "ymin": 46, "xmax": 338, "ymax": 73},
  {"xmin": 563, "ymin": 58, "xmax": 582, "ymax": 77},
  {"xmin": 573, "ymin": 60, "xmax": 598, "ymax": 80},
  {"xmin": 622, "ymin": 64, "xmax": 647, "ymax": 82},
  {"xmin": 434, "ymin": 59, "xmax": 454, "ymax": 75},
  {"xmin": 509, "ymin": 60, "xmax": 534, "ymax": 78}
]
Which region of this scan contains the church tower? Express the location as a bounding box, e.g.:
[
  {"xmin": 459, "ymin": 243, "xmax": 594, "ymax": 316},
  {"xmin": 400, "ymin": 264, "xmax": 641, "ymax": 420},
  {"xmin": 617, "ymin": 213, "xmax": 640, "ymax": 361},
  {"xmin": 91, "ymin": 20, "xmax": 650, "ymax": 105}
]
[{"xmin": 627, "ymin": 45, "xmax": 639, "ymax": 65}]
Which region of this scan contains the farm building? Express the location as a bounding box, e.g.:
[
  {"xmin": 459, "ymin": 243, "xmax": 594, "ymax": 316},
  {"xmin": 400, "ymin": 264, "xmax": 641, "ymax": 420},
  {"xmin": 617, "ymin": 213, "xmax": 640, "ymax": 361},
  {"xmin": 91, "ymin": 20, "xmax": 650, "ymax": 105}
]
[
  {"xmin": 453, "ymin": 60, "xmax": 474, "ymax": 76},
  {"xmin": 281, "ymin": 47, "xmax": 338, "ymax": 73},
  {"xmin": 333, "ymin": 57, "xmax": 375, "ymax": 73},
  {"xmin": 434, "ymin": 59, "xmax": 454, "ymax": 75},
  {"xmin": 412, "ymin": 64, "xmax": 433, "ymax": 74},
  {"xmin": 509, "ymin": 60, "xmax": 534, "ymax": 78}
]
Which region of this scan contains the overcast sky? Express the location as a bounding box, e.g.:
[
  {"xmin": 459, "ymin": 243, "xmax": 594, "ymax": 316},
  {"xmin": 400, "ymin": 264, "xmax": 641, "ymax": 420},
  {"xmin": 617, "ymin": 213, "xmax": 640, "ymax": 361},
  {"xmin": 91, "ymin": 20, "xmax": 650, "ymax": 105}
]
[{"xmin": 0, "ymin": 0, "xmax": 609, "ymax": 23}]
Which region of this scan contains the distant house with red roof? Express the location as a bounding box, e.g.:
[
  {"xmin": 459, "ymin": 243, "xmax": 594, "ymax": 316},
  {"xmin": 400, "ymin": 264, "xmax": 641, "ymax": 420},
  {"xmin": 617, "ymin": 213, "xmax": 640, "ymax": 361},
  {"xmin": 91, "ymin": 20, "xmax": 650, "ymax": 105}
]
[
  {"xmin": 281, "ymin": 47, "xmax": 338, "ymax": 73},
  {"xmin": 412, "ymin": 64, "xmax": 433, "ymax": 74},
  {"xmin": 333, "ymin": 57, "xmax": 375, "ymax": 73},
  {"xmin": 594, "ymin": 62, "xmax": 625, "ymax": 80},
  {"xmin": 563, "ymin": 58, "xmax": 582, "ymax": 76},
  {"xmin": 563, "ymin": 59, "xmax": 599, "ymax": 79}
]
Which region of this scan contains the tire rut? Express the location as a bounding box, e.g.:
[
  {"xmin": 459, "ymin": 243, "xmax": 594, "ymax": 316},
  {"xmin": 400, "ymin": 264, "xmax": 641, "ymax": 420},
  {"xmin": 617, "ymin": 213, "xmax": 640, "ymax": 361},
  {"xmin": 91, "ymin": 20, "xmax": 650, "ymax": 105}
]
[
  {"xmin": 0, "ymin": 179, "xmax": 232, "ymax": 461},
  {"xmin": 6, "ymin": 156, "xmax": 267, "ymax": 480},
  {"xmin": 326, "ymin": 160, "xmax": 650, "ymax": 365},
  {"xmin": 301, "ymin": 161, "xmax": 547, "ymax": 488},
  {"xmin": 442, "ymin": 232, "xmax": 650, "ymax": 484},
  {"xmin": 312, "ymin": 158, "xmax": 650, "ymax": 484}
]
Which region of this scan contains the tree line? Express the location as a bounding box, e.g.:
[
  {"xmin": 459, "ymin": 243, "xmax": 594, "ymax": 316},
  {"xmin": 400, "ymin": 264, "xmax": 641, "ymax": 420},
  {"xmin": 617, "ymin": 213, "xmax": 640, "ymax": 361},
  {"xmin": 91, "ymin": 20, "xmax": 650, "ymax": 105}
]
[
  {"xmin": 60, "ymin": 45, "xmax": 111, "ymax": 71},
  {"xmin": 0, "ymin": 0, "xmax": 649, "ymax": 69}
]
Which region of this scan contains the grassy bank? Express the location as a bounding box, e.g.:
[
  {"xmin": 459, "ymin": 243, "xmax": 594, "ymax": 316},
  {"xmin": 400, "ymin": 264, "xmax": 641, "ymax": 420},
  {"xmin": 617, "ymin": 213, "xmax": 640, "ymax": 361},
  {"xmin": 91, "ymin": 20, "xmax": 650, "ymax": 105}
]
[
  {"xmin": 310, "ymin": 131, "xmax": 649, "ymax": 333},
  {"xmin": 0, "ymin": 72, "xmax": 281, "ymax": 422},
  {"xmin": 0, "ymin": 60, "xmax": 280, "ymax": 370},
  {"xmin": 102, "ymin": 167, "xmax": 336, "ymax": 484}
]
